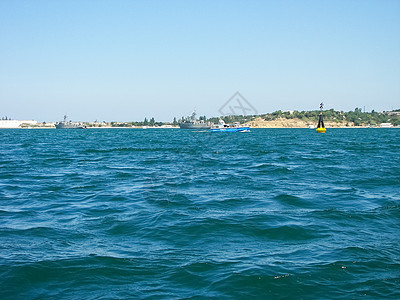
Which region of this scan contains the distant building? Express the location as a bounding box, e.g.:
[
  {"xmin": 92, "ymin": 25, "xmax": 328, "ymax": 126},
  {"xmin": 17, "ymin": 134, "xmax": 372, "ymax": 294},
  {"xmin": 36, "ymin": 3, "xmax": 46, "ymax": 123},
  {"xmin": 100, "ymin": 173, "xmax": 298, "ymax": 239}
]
[
  {"xmin": 380, "ymin": 123, "xmax": 393, "ymax": 128},
  {"xmin": 283, "ymin": 110, "xmax": 294, "ymax": 114},
  {"xmin": 0, "ymin": 120, "xmax": 38, "ymax": 128}
]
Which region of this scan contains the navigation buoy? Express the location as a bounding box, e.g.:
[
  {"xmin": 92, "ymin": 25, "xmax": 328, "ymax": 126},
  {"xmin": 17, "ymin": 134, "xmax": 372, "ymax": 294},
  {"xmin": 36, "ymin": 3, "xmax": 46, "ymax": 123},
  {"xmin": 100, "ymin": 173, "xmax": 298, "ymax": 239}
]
[{"xmin": 316, "ymin": 102, "xmax": 326, "ymax": 133}]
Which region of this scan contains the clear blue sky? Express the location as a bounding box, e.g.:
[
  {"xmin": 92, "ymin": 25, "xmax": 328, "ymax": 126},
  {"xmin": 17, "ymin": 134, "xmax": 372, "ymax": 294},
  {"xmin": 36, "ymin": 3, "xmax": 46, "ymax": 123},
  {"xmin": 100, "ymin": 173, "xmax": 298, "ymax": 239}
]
[{"xmin": 1, "ymin": 0, "xmax": 399, "ymax": 122}]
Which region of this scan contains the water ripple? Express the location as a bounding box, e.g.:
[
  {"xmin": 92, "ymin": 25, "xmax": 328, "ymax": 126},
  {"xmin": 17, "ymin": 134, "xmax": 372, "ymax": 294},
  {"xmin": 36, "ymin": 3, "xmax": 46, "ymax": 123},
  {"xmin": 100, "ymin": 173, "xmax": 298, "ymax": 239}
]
[{"xmin": 0, "ymin": 128, "xmax": 399, "ymax": 299}]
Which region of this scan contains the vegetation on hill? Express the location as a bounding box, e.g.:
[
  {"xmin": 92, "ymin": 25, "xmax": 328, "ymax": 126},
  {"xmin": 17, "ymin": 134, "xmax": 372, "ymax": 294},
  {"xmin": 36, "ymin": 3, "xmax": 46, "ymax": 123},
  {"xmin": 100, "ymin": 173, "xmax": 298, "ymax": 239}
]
[
  {"xmin": 83, "ymin": 108, "xmax": 400, "ymax": 127},
  {"xmin": 208, "ymin": 108, "xmax": 400, "ymax": 126}
]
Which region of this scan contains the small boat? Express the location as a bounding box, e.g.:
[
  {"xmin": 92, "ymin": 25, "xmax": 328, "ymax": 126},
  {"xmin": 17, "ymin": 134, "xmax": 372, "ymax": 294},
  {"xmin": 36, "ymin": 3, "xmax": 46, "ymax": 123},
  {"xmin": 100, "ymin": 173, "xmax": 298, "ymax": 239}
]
[
  {"xmin": 380, "ymin": 123, "xmax": 393, "ymax": 128},
  {"xmin": 210, "ymin": 120, "xmax": 250, "ymax": 132}
]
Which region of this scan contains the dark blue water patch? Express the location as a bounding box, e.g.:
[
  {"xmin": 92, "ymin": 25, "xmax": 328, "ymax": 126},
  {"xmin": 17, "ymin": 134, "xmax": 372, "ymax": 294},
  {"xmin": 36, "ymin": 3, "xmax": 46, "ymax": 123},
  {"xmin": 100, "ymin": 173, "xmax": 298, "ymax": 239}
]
[{"xmin": 273, "ymin": 194, "xmax": 313, "ymax": 208}]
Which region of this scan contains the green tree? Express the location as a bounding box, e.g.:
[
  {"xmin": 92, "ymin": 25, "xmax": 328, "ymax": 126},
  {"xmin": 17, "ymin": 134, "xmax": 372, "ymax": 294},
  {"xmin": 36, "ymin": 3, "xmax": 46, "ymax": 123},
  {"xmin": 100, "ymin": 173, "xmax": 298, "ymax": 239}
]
[{"xmin": 272, "ymin": 110, "xmax": 282, "ymax": 118}]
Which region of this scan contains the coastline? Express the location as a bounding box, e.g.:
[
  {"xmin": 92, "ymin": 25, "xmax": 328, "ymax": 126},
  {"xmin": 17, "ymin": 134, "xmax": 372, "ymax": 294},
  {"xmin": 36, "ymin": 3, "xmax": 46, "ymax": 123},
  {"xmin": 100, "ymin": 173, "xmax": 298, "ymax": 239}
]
[
  {"xmin": 248, "ymin": 118, "xmax": 354, "ymax": 128},
  {"xmin": 2, "ymin": 126, "xmax": 398, "ymax": 129},
  {"xmin": 247, "ymin": 117, "xmax": 392, "ymax": 128},
  {"xmin": 2, "ymin": 117, "xmax": 398, "ymax": 129}
]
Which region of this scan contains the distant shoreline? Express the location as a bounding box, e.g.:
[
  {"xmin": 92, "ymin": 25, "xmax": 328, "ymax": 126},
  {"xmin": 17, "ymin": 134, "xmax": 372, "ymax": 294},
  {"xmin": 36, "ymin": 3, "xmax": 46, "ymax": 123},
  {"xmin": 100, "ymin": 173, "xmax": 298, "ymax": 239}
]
[
  {"xmin": 1, "ymin": 108, "xmax": 399, "ymax": 129},
  {"xmin": 1, "ymin": 126, "xmax": 398, "ymax": 130}
]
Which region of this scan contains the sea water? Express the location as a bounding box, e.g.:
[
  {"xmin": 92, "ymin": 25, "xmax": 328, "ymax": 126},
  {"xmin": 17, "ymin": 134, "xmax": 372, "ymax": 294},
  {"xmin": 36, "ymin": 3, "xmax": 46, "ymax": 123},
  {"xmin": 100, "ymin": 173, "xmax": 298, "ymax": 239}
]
[{"xmin": 0, "ymin": 128, "xmax": 399, "ymax": 299}]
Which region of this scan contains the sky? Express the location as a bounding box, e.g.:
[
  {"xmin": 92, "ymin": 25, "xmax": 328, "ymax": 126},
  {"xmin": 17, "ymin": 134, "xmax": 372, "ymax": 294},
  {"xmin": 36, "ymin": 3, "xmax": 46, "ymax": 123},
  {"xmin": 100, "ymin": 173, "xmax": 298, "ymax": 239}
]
[{"xmin": 1, "ymin": 0, "xmax": 399, "ymax": 122}]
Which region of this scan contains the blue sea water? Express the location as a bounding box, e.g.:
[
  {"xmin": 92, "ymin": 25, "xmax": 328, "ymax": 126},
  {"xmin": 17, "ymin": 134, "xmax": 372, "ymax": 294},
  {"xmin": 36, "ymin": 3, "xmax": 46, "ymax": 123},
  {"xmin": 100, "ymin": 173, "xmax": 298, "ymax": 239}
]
[{"xmin": 0, "ymin": 128, "xmax": 399, "ymax": 299}]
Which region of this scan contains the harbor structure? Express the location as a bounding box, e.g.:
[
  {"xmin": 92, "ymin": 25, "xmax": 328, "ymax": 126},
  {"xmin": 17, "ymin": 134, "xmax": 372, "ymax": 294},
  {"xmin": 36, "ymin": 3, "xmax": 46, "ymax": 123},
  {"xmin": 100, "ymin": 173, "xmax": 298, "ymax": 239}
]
[{"xmin": 0, "ymin": 120, "xmax": 38, "ymax": 128}]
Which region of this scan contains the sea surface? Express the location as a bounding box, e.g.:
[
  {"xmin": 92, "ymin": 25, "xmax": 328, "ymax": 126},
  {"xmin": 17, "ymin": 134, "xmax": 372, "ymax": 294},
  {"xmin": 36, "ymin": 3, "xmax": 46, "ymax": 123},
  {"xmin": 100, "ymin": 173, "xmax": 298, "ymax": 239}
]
[{"xmin": 0, "ymin": 128, "xmax": 399, "ymax": 299}]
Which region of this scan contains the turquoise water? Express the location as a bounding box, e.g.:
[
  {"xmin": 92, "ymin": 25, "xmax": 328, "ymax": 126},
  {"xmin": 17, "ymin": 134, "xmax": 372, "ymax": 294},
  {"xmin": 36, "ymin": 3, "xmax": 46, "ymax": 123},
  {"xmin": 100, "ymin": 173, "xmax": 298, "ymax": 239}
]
[{"xmin": 0, "ymin": 128, "xmax": 399, "ymax": 299}]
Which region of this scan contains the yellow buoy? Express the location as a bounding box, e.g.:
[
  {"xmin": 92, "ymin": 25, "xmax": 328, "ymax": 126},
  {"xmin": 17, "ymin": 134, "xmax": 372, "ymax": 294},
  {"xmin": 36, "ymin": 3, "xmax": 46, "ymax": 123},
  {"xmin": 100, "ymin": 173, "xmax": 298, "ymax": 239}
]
[{"xmin": 316, "ymin": 127, "xmax": 326, "ymax": 133}]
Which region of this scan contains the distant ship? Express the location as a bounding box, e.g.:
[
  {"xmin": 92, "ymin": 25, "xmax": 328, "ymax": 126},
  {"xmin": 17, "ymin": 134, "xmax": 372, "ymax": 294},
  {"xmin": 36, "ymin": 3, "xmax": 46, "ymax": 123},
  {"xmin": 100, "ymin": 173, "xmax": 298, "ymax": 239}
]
[
  {"xmin": 179, "ymin": 112, "xmax": 211, "ymax": 129},
  {"xmin": 210, "ymin": 120, "xmax": 250, "ymax": 132},
  {"xmin": 55, "ymin": 115, "xmax": 86, "ymax": 129}
]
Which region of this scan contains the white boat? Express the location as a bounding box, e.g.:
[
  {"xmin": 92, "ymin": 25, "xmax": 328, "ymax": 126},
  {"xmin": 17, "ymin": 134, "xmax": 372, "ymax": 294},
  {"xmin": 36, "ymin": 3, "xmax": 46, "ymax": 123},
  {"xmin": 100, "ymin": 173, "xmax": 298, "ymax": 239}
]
[{"xmin": 210, "ymin": 120, "xmax": 250, "ymax": 132}]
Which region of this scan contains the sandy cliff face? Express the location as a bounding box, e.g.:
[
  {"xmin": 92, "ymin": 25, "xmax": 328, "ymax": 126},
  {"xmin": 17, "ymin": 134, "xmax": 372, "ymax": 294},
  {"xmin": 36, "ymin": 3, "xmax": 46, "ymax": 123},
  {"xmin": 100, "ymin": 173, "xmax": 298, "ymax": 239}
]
[{"xmin": 248, "ymin": 117, "xmax": 350, "ymax": 128}]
